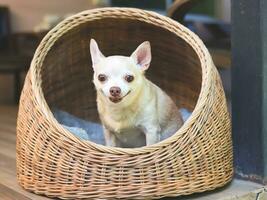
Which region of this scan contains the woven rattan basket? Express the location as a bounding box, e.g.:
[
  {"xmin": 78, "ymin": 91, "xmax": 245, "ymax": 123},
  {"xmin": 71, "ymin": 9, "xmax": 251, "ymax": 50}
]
[{"xmin": 16, "ymin": 8, "xmax": 233, "ymax": 199}]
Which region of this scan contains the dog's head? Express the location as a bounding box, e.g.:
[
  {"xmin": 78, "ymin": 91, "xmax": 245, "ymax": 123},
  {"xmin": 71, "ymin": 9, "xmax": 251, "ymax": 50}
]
[{"xmin": 90, "ymin": 39, "xmax": 151, "ymax": 105}]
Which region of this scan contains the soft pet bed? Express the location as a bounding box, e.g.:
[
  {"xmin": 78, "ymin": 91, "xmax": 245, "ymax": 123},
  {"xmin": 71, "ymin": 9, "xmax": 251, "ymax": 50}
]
[{"xmin": 52, "ymin": 108, "xmax": 191, "ymax": 145}]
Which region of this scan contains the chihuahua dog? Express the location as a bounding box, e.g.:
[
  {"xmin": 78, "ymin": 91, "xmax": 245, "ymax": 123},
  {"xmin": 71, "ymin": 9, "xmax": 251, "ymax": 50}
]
[{"xmin": 90, "ymin": 39, "xmax": 183, "ymax": 148}]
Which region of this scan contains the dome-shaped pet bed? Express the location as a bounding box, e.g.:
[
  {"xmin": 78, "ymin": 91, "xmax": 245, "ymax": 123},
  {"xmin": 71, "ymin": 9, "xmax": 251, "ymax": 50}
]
[{"xmin": 16, "ymin": 8, "xmax": 233, "ymax": 199}]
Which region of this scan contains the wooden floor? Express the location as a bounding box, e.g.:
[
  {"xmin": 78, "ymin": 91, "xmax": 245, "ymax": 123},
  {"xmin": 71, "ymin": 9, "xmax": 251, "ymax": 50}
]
[{"xmin": 0, "ymin": 106, "xmax": 50, "ymax": 200}]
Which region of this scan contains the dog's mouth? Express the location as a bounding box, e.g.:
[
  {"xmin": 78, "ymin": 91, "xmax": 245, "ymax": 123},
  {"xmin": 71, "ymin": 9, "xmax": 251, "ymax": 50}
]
[{"xmin": 109, "ymin": 91, "xmax": 131, "ymax": 103}]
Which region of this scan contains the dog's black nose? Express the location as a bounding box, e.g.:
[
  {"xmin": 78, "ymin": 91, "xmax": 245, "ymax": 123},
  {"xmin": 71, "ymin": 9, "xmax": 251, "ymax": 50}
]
[{"xmin": 110, "ymin": 87, "xmax": 121, "ymax": 97}]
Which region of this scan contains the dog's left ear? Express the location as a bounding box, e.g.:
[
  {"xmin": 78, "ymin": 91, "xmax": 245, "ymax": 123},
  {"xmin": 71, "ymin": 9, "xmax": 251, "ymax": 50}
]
[
  {"xmin": 90, "ymin": 38, "xmax": 105, "ymax": 69},
  {"xmin": 131, "ymin": 41, "xmax": 151, "ymax": 71}
]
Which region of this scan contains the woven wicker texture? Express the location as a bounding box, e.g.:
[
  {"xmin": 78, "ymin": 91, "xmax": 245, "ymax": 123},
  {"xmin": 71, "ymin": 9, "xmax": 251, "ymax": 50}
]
[{"xmin": 16, "ymin": 8, "xmax": 233, "ymax": 199}]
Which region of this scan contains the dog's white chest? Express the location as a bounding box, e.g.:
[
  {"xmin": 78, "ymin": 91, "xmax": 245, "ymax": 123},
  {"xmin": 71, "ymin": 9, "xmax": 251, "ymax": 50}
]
[{"xmin": 102, "ymin": 108, "xmax": 137, "ymax": 131}]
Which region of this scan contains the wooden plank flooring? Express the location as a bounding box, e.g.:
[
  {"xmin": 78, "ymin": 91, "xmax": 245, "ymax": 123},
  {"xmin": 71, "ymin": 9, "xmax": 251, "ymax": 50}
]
[{"xmin": 0, "ymin": 106, "xmax": 50, "ymax": 200}]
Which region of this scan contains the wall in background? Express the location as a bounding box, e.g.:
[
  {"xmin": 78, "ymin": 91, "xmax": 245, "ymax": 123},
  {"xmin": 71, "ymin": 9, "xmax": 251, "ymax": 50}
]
[
  {"xmin": 216, "ymin": 0, "xmax": 231, "ymax": 23},
  {"xmin": 0, "ymin": 0, "xmax": 96, "ymax": 32},
  {"xmin": 190, "ymin": 0, "xmax": 231, "ymax": 23}
]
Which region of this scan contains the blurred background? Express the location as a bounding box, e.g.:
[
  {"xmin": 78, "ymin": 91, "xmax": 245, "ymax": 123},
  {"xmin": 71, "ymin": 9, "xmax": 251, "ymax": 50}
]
[{"xmin": 0, "ymin": 0, "xmax": 231, "ymax": 105}]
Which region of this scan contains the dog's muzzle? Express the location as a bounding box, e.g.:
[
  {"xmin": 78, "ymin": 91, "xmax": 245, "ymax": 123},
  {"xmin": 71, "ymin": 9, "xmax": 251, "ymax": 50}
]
[{"xmin": 109, "ymin": 90, "xmax": 131, "ymax": 103}]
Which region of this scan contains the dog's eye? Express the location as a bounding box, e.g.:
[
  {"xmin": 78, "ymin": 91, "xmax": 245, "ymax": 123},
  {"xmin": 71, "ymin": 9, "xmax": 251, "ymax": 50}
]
[
  {"xmin": 98, "ymin": 74, "xmax": 107, "ymax": 82},
  {"xmin": 125, "ymin": 75, "xmax": 134, "ymax": 83}
]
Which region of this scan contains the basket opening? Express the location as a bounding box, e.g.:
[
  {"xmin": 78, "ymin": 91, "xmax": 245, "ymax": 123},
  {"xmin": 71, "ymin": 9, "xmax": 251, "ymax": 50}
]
[{"xmin": 41, "ymin": 18, "xmax": 202, "ymax": 123}]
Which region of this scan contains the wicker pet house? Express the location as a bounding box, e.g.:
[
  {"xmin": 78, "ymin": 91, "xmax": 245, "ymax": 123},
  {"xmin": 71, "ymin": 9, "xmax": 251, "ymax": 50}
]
[{"xmin": 16, "ymin": 8, "xmax": 233, "ymax": 199}]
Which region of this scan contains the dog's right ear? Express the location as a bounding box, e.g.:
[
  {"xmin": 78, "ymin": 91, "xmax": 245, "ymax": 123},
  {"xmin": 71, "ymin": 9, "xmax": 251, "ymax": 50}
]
[
  {"xmin": 90, "ymin": 39, "xmax": 105, "ymax": 69},
  {"xmin": 131, "ymin": 41, "xmax": 151, "ymax": 71}
]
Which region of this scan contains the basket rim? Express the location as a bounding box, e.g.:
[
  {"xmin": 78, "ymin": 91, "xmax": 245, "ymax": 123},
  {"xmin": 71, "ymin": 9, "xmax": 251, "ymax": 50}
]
[{"xmin": 29, "ymin": 7, "xmax": 213, "ymax": 155}]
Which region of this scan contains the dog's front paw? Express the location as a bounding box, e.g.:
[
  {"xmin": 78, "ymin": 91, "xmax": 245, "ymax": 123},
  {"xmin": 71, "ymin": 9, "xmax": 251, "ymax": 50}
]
[
  {"xmin": 145, "ymin": 127, "xmax": 161, "ymax": 146},
  {"xmin": 105, "ymin": 140, "xmax": 117, "ymax": 147},
  {"xmin": 103, "ymin": 127, "xmax": 118, "ymax": 147}
]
